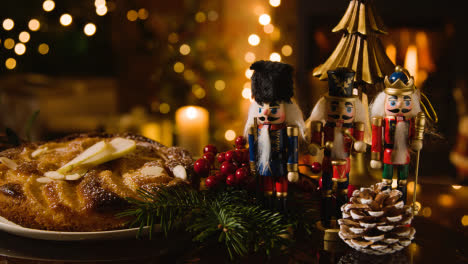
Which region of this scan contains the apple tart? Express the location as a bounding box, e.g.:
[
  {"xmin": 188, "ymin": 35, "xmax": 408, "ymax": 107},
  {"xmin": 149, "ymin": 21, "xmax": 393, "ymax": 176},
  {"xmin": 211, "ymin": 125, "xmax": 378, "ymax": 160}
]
[{"xmin": 0, "ymin": 133, "xmax": 193, "ymax": 232}]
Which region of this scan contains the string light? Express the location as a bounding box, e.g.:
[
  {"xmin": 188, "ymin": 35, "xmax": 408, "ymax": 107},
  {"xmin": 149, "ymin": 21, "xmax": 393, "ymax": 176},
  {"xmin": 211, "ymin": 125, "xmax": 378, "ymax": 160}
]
[
  {"xmin": 159, "ymin": 103, "xmax": 170, "ymax": 114},
  {"xmin": 270, "ymin": 52, "xmax": 281, "ymax": 62},
  {"xmin": 5, "ymin": 58, "xmax": 16, "ymax": 70},
  {"xmin": 225, "ymin": 130, "xmax": 236, "ymax": 141},
  {"xmin": 2, "ymin": 19, "xmax": 14, "ymax": 31},
  {"xmin": 264, "ymin": 24, "xmax": 274, "ymax": 34},
  {"xmin": 95, "ymin": 0, "xmax": 106, "ymax": 7},
  {"xmin": 184, "ymin": 70, "xmax": 195, "ymax": 81},
  {"xmin": 452, "ymin": 185, "xmax": 462, "ymax": 190},
  {"xmin": 269, "ymin": 0, "xmax": 281, "ymax": 7},
  {"xmin": 96, "ymin": 5, "xmax": 108, "ymax": 16},
  {"xmin": 168, "ymin": 33, "xmax": 179, "ymax": 43},
  {"xmin": 38, "ymin": 43, "xmax": 49, "ymax": 55},
  {"xmin": 259, "ymin": 14, "xmax": 271, "ymax": 25},
  {"xmin": 195, "ymin": 12, "xmax": 206, "ymax": 23},
  {"xmin": 281, "ymin": 45, "xmax": 292, "ymax": 56},
  {"xmin": 248, "ymin": 34, "xmax": 260, "ymax": 46},
  {"xmin": 127, "ymin": 10, "xmax": 138, "ymax": 21},
  {"xmin": 245, "ymin": 69, "xmax": 254, "ymax": 79},
  {"xmin": 4, "ymin": 38, "xmax": 15, "ymax": 50},
  {"xmin": 43, "ymin": 0, "xmax": 55, "ymax": 12},
  {"xmin": 174, "ymin": 62, "xmax": 184, "ymax": 73},
  {"xmin": 179, "ymin": 44, "xmax": 191, "ymax": 55},
  {"xmin": 60, "ymin": 14, "xmax": 73, "ymax": 26},
  {"xmin": 462, "ymin": 215, "xmax": 468, "ymax": 226},
  {"xmin": 138, "ymin": 8, "xmax": 149, "ymax": 20},
  {"xmin": 14, "ymin": 43, "xmax": 26, "ymax": 55},
  {"xmin": 244, "ymin": 52, "xmax": 256, "ymax": 63},
  {"xmin": 215, "ymin": 80, "xmax": 225, "ymax": 91},
  {"xmin": 28, "ymin": 19, "xmax": 40, "ymax": 31},
  {"xmin": 84, "ymin": 23, "xmax": 96, "ymax": 36}
]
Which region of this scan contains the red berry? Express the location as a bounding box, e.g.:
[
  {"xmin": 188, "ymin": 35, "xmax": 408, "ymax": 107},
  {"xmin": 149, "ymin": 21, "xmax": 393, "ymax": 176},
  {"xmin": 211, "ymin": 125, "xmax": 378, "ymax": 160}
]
[
  {"xmin": 194, "ymin": 158, "xmax": 210, "ymax": 176},
  {"xmin": 202, "ymin": 152, "xmax": 215, "ymax": 165},
  {"xmin": 220, "ymin": 161, "xmax": 236, "ymax": 176},
  {"xmin": 226, "ymin": 174, "xmax": 237, "ymax": 186},
  {"xmin": 203, "ymin": 144, "xmax": 218, "ymax": 155},
  {"xmin": 225, "ymin": 150, "xmax": 236, "ymax": 162},
  {"xmin": 235, "ymin": 136, "xmax": 246, "ymax": 147},
  {"xmin": 311, "ymin": 162, "xmax": 322, "ymax": 174},
  {"xmin": 235, "ymin": 146, "xmax": 245, "ymax": 150},
  {"xmin": 235, "ymin": 150, "xmax": 244, "ymax": 162},
  {"xmin": 205, "ymin": 176, "xmax": 218, "ymax": 188},
  {"xmin": 214, "ymin": 171, "xmax": 226, "ymax": 181},
  {"xmin": 235, "ymin": 168, "xmax": 248, "ymax": 184},
  {"xmin": 216, "ymin": 152, "xmax": 226, "ymax": 163}
]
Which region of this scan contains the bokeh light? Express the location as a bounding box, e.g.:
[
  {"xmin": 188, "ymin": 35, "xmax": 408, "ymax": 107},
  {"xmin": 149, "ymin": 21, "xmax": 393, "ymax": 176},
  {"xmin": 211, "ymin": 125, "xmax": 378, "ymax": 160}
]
[
  {"xmin": 438, "ymin": 194, "xmax": 455, "ymax": 207},
  {"xmin": 452, "ymin": 185, "xmax": 462, "ymax": 190},
  {"xmin": 245, "ymin": 69, "xmax": 254, "ymax": 79},
  {"xmin": 84, "ymin": 23, "xmax": 96, "ymax": 36},
  {"xmin": 264, "ymin": 24, "xmax": 274, "ymax": 34},
  {"xmin": 248, "ymin": 34, "xmax": 260, "ymax": 46},
  {"xmin": 38, "ymin": 43, "xmax": 50, "ymax": 55},
  {"xmin": 242, "ymin": 88, "xmax": 252, "ymax": 99},
  {"xmin": 96, "ymin": 5, "xmax": 108, "ymax": 16},
  {"xmin": 5, "ymin": 58, "xmax": 16, "ymax": 70},
  {"xmin": 259, "ymin": 14, "xmax": 271, "ymax": 25},
  {"xmin": 195, "ymin": 12, "xmax": 206, "ymax": 23},
  {"xmin": 43, "ymin": 0, "xmax": 55, "ymax": 12},
  {"xmin": 215, "ymin": 80, "xmax": 226, "ymax": 91},
  {"xmin": 19, "ymin": 32, "xmax": 31, "ymax": 43},
  {"xmin": 138, "ymin": 8, "xmax": 149, "ymax": 20},
  {"xmin": 174, "ymin": 62, "xmax": 184, "ymax": 73},
  {"xmin": 244, "ymin": 52, "xmax": 256, "ymax": 63},
  {"xmin": 225, "ymin": 130, "xmax": 236, "ymax": 141},
  {"xmin": 269, "ymin": 0, "xmax": 281, "ymax": 7},
  {"xmin": 462, "ymin": 215, "xmax": 468, "ymax": 226},
  {"xmin": 270, "ymin": 52, "xmax": 281, "ymax": 62},
  {"xmin": 14, "ymin": 43, "xmax": 26, "ymax": 55},
  {"xmin": 207, "ymin": 11, "xmax": 218, "ymax": 21},
  {"xmin": 60, "ymin": 14, "xmax": 73, "ymax": 26},
  {"xmin": 3, "ymin": 19, "xmax": 14, "ymax": 31},
  {"xmin": 4, "ymin": 38, "xmax": 15, "ymax": 50},
  {"xmin": 127, "ymin": 10, "xmax": 138, "ymax": 21},
  {"xmin": 179, "ymin": 44, "xmax": 191, "ymax": 55},
  {"xmin": 281, "ymin": 45, "xmax": 293, "ymax": 56},
  {"xmin": 168, "ymin": 33, "xmax": 179, "ymax": 43},
  {"xmin": 28, "ymin": 19, "xmax": 40, "ymax": 31},
  {"xmin": 159, "ymin": 103, "xmax": 170, "ymax": 114}
]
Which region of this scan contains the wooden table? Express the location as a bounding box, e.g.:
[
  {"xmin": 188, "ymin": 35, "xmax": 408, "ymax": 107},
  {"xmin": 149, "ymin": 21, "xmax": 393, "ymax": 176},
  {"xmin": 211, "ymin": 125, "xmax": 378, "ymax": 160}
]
[{"xmin": 1, "ymin": 183, "xmax": 467, "ymax": 263}]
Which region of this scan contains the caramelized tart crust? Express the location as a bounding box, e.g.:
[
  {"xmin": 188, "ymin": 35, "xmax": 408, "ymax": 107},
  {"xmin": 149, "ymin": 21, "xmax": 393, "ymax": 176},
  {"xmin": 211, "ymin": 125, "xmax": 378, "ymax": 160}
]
[{"xmin": 0, "ymin": 133, "xmax": 193, "ymax": 231}]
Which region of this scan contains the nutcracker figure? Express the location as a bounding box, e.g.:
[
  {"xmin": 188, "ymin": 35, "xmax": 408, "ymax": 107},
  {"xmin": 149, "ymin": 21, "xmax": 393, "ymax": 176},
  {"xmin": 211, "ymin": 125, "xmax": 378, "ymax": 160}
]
[
  {"xmin": 244, "ymin": 60, "xmax": 305, "ymax": 210},
  {"xmin": 307, "ymin": 68, "xmax": 368, "ymax": 227},
  {"xmin": 369, "ymin": 66, "xmax": 425, "ymax": 203}
]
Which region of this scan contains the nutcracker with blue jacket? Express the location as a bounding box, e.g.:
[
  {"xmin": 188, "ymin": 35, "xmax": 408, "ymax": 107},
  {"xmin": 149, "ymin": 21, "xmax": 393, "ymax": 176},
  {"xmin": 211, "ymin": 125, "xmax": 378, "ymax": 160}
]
[
  {"xmin": 369, "ymin": 66, "xmax": 425, "ymax": 203},
  {"xmin": 244, "ymin": 60, "xmax": 305, "ymax": 210},
  {"xmin": 307, "ymin": 68, "xmax": 368, "ymax": 227}
]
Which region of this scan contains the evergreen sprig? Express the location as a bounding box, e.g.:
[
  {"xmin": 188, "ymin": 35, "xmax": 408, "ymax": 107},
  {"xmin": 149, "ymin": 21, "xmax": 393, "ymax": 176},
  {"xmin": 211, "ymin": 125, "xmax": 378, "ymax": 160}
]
[{"xmin": 118, "ymin": 185, "xmax": 318, "ymax": 259}]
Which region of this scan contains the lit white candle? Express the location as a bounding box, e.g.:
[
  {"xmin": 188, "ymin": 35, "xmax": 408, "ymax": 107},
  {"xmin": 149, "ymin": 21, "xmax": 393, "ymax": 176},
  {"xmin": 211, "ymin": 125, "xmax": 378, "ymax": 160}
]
[{"xmin": 175, "ymin": 106, "xmax": 209, "ymax": 157}]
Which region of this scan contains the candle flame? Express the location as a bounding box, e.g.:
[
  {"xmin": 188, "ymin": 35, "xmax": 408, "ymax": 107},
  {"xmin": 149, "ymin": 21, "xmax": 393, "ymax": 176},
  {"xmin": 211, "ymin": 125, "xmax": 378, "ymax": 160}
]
[
  {"xmin": 186, "ymin": 107, "xmax": 198, "ymax": 119},
  {"xmin": 385, "ymin": 44, "xmax": 397, "ymax": 64}
]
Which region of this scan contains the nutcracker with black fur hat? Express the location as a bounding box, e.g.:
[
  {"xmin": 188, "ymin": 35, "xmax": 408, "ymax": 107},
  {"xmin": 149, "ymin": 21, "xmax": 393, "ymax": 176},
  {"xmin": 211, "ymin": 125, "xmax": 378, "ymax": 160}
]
[
  {"xmin": 307, "ymin": 67, "xmax": 368, "ymax": 228},
  {"xmin": 243, "ymin": 60, "xmax": 305, "ymax": 211}
]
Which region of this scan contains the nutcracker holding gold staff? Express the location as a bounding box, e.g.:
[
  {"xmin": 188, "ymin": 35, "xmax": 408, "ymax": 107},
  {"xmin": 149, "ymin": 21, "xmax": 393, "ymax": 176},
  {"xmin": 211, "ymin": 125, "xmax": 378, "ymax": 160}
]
[
  {"xmin": 369, "ymin": 66, "xmax": 426, "ymax": 204},
  {"xmin": 307, "ymin": 68, "xmax": 368, "ymax": 227},
  {"xmin": 244, "ymin": 60, "xmax": 305, "ymax": 210}
]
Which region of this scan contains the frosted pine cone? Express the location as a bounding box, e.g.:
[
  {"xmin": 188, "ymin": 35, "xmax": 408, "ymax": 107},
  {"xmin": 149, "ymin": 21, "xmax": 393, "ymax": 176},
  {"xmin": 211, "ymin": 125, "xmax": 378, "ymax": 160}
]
[{"xmin": 338, "ymin": 182, "xmax": 416, "ymax": 255}]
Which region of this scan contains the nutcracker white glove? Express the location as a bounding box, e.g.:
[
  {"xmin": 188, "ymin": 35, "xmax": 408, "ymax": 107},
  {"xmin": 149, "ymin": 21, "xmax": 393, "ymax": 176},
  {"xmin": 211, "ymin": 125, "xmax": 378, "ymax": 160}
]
[
  {"xmin": 354, "ymin": 141, "xmax": 367, "ymax": 153},
  {"xmin": 287, "ymin": 171, "xmax": 299, "ymax": 183},
  {"xmin": 411, "ymin": 140, "xmax": 423, "ymax": 151},
  {"xmin": 370, "ymin": 160, "xmax": 382, "ymax": 169},
  {"xmin": 308, "ymin": 143, "xmax": 321, "ymax": 156}
]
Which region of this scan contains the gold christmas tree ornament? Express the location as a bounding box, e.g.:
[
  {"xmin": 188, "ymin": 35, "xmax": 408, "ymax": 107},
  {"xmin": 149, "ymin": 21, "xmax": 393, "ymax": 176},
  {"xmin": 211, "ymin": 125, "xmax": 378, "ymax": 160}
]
[
  {"xmin": 313, "ymin": 0, "xmax": 394, "ymax": 85},
  {"xmin": 338, "ymin": 183, "xmax": 416, "ymax": 255}
]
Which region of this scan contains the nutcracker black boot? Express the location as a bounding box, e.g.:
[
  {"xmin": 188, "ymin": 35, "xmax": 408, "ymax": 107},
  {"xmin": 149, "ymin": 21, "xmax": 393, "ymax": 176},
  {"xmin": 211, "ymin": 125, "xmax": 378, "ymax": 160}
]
[
  {"xmin": 397, "ymin": 180, "xmax": 407, "ymax": 203},
  {"xmin": 321, "ymin": 190, "xmax": 332, "ymax": 228}
]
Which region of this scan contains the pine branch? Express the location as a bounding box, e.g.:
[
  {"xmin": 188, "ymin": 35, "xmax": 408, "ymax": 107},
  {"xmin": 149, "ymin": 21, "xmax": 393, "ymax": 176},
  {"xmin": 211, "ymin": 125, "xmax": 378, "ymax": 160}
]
[{"xmin": 118, "ymin": 185, "xmax": 318, "ymax": 259}]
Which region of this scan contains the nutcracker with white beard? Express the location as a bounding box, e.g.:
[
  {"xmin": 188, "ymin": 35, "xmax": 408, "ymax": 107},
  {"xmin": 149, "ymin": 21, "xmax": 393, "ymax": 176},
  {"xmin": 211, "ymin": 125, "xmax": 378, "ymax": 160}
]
[
  {"xmin": 369, "ymin": 66, "xmax": 425, "ymax": 203},
  {"xmin": 244, "ymin": 60, "xmax": 305, "ymax": 210},
  {"xmin": 307, "ymin": 68, "xmax": 368, "ymax": 228}
]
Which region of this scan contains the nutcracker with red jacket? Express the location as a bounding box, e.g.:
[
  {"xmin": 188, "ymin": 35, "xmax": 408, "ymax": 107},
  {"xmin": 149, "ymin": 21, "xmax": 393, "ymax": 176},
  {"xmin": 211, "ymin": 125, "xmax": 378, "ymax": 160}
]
[
  {"xmin": 244, "ymin": 60, "xmax": 305, "ymax": 210},
  {"xmin": 369, "ymin": 66, "xmax": 426, "ymax": 203},
  {"xmin": 307, "ymin": 67, "xmax": 368, "ymax": 227}
]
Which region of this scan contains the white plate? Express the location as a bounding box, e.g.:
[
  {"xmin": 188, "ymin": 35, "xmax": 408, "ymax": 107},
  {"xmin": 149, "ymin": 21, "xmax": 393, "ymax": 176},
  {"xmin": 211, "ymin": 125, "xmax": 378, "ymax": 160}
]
[{"xmin": 0, "ymin": 216, "xmax": 157, "ymax": 241}]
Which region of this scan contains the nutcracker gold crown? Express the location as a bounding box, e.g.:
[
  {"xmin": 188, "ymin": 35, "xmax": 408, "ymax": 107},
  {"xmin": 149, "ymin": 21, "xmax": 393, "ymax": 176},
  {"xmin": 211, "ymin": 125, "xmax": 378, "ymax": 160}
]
[{"xmin": 384, "ymin": 65, "xmax": 415, "ymax": 96}]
